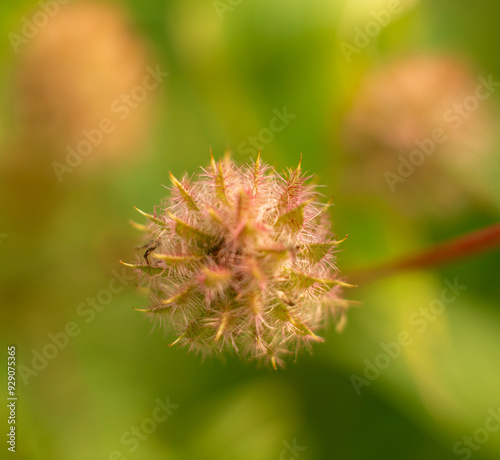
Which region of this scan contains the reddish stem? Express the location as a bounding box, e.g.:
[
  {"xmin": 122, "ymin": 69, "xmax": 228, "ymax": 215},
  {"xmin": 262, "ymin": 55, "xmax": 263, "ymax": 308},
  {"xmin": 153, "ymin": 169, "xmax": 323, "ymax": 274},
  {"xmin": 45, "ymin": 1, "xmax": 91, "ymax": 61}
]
[{"xmin": 348, "ymin": 223, "xmax": 500, "ymax": 285}]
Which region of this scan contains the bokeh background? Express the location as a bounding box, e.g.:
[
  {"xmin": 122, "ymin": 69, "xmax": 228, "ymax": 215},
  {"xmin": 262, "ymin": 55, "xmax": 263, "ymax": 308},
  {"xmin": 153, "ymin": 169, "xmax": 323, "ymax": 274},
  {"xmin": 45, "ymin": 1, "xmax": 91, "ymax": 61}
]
[{"xmin": 1, "ymin": 0, "xmax": 500, "ymax": 459}]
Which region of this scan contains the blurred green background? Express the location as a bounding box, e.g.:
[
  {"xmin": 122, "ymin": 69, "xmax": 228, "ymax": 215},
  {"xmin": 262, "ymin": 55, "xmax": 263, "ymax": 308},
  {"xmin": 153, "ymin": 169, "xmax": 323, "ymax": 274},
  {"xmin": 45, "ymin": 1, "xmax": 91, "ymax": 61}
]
[{"xmin": 1, "ymin": 0, "xmax": 500, "ymax": 459}]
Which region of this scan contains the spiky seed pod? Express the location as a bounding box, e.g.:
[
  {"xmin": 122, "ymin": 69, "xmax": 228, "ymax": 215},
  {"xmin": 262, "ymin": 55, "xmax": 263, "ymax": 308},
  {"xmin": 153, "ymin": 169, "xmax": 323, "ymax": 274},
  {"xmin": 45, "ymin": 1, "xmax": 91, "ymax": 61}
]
[{"xmin": 124, "ymin": 153, "xmax": 351, "ymax": 368}]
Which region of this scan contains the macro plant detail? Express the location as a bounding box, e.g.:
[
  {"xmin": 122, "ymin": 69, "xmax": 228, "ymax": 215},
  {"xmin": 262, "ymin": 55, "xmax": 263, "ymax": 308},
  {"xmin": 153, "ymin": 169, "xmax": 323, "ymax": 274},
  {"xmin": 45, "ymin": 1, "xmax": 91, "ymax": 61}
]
[{"xmin": 123, "ymin": 153, "xmax": 351, "ymax": 367}]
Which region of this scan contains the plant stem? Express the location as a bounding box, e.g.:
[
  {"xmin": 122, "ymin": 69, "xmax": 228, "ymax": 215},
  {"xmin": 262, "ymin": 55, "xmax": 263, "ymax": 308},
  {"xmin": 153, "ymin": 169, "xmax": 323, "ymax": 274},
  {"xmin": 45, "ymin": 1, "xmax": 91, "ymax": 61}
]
[{"xmin": 347, "ymin": 223, "xmax": 500, "ymax": 285}]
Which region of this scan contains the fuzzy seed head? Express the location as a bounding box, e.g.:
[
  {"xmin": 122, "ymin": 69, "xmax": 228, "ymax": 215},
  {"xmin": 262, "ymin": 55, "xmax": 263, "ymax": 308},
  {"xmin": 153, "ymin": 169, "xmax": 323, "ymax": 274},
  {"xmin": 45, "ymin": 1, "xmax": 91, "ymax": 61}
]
[{"xmin": 125, "ymin": 153, "xmax": 350, "ymax": 367}]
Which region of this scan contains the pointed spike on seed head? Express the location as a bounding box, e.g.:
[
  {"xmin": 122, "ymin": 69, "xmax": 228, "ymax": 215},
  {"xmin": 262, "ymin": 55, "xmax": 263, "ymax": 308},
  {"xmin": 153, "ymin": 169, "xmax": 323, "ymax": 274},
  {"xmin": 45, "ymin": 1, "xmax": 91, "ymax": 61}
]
[
  {"xmin": 120, "ymin": 260, "xmax": 134, "ymax": 267},
  {"xmin": 129, "ymin": 220, "xmax": 147, "ymax": 232},
  {"xmin": 166, "ymin": 211, "xmax": 213, "ymax": 241},
  {"xmin": 168, "ymin": 172, "xmax": 200, "ymax": 212},
  {"xmin": 247, "ymin": 290, "xmax": 263, "ymax": 315},
  {"xmin": 167, "ymin": 171, "xmax": 176, "ymax": 183},
  {"xmin": 301, "ymin": 237, "xmax": 347, "ymax": 263},
  {"xmin": 214, "ymin": 313, "xmax": 229, "ymax": 342},
  {"xmin": 158, "ymin": 285, "xmax": 196, "ymax": 307},
  {"xmin": 210, "ymin": 155, "xmax": 230, "ymax": 205},
  {"xmin": 253, "ymin": 151, "xmax": 261, "ymax": 189},
  {"xmin": 207, "ymin": 207, "xmax": 223, "ymax": 224},
  {"xmin": 169, "ymin": 334, "xmax": 184, "ymax": 347},
  {"xmin": 152, "ymin": 253, "xmax": 201, "ymax": 264},
  {"xmin": 210, "ymin": 147, "xmax": 216, "ymax": 172},
  {"xmin": 223, "ymin": 148, "xmax": 232, "ymax": 164},
  {"xmin": 277, "ymin": 161, "xmax": 307, "ymax": 211},
  {"xmin": 254, "ymin": 151, "xmax": 262, "ymax": 176},
  {"xmin": 289, "ymin": 270, "xmax": 354, "ymax": 289},
  {"xmin": 134, "ymin": 207, "xmax": 166, "ymax": 227},
  {"xmin": 236, "ymin": 189, "xmax": 251, "ymax": 222},
  {"xmin": 248, "ymin": 260, "xmax": 265, "ymax": 285},
  {"xmin": 336, "ymin": 234, "xmax": 348, "ymax": 245},
  {"xmin": 256, "ymin": 245, "xmax": 292, "ymax": 268},
  {"xmin": 275, "ymin": 199, "xmax": 313, "ymax": 233},
  {"xmin": 308, "ymin": 332, "xmax": 324, "ymax": 342},
  {"xmin": 289, "ymin": 315, "xmax": 324, "ymax": 341},
  {"xmin": 120, "ymin": 260, "xmax": 165, "ymax": 276},
  {"xmin": 325, "ymin": 278, "xmax": 356, "ymax": 288},
  {"xmin": 300, "ymin": 242, "xmax": 336, "ymax": 263},
  {"xmin": 201, "ymin": 267, "xmax": 232, "ymax": 289}
]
